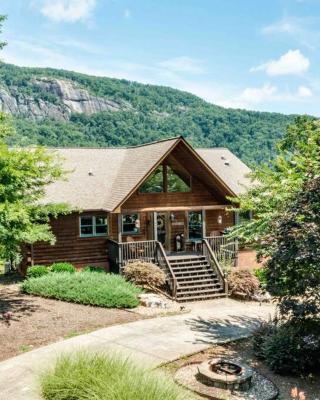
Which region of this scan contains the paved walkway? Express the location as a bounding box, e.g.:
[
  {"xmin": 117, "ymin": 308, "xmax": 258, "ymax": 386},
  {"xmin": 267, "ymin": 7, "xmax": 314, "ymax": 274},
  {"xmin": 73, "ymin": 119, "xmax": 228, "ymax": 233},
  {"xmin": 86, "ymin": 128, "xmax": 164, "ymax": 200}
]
[{"xmin": 0, "ymin": 298, "xmax": 275, "ymax": 400}]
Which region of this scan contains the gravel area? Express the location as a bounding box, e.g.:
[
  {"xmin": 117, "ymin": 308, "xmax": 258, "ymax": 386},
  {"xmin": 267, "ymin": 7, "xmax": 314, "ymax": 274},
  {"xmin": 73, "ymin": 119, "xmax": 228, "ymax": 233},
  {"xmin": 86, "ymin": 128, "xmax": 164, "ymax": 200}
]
[
  {"xmin": 163, "ymin": 339, "xmax": 320, "ymax": 400},
  {"xmin": 0, "ymin": 275, "xmax": 143, "ymax": 362},
  {"xmin": 174, "ymin": 362, "xmax": 278, "ymax": 400}
]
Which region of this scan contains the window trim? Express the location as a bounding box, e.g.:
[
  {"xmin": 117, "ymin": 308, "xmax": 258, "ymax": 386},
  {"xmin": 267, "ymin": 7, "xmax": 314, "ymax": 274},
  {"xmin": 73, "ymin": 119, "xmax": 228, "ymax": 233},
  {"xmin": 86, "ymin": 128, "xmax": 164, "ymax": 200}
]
[
  {"xmin": 121, "ymin": 213, "xmax": 141, "ymax": 235},
  {"xmin": 79, "ymin": 215, "xmax": 108, "ymax": 238}
]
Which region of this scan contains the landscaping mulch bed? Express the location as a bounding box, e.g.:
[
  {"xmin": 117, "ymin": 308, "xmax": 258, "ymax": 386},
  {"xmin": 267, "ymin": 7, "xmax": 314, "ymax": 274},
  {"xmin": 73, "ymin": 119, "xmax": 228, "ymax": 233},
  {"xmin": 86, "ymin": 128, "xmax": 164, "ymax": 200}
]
[
  {"xmin": 163, "ymin": 339, "xmax": 320, "ymax": 400},
  {"xmin": 0, "ymin": 274, "xmax": 143, "ymax": 362}
]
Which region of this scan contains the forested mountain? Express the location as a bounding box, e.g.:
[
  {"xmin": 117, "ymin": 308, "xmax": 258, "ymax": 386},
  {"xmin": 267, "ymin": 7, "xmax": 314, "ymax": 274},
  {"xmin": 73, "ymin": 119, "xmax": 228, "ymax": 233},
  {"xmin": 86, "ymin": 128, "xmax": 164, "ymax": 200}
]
[{"xmin": 0, "ymin": 62, "xmax": 298, "ymax": 165}]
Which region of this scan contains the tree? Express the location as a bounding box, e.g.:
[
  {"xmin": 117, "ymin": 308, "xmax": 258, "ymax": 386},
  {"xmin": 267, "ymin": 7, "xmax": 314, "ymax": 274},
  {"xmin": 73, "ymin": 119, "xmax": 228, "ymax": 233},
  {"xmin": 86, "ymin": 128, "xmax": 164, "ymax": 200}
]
[
  {"xmin": 0, "ymin": 15, "xmax": 7, "ymax": 51},
  {"xmin": 232, "ymin": 117, "xmax": 320, "ymax": 374},
  {"xmin": 231, "ymin": 116, "xmax": 320, "ymax": 256},
  {"xmin": 0, "ymin": 18, "xmax": 70, "ymax": 267},
  {"xmin": 0, "ymin": 120, "xmax": 71, "ymax": 266}
]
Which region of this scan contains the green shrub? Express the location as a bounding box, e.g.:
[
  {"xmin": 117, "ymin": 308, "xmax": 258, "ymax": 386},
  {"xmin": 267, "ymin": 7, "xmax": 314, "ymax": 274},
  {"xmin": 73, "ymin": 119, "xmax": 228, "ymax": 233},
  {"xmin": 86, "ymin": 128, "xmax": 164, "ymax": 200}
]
[
  {"xmin": 254, "ymin": 267, "xmax": 268, "ymax": 288},
  {"xmin": 227, "ymin": 269, "xmax": 259, "ymax": 299},
  {"xmin": 27, "ymin": 265, "xmax": 49, "ymax": 279},
  {"xmin": 256, "ymin": 321, "xmax": 320, "ymax": 375},
  {"xmin": 252, "ymin": 320, "xmax": 277, "ymax": 359},
  {"xmin": 51, "ymin": 262, "xmax": 75, "ymax": 274},
  {"xmin": 82, "ymin": 265, "xmax": 105, "ymax": 273},
  {"xmin": 40, "ymin": 351, "xmax": 192, "ymax": 400},
  {"xmin": 124, "ymin": 261, "xmax": 166, "ymax": 288},
  {"xmin": 21, "ymin": 272, "xmax": 142, "ymax": 308}
]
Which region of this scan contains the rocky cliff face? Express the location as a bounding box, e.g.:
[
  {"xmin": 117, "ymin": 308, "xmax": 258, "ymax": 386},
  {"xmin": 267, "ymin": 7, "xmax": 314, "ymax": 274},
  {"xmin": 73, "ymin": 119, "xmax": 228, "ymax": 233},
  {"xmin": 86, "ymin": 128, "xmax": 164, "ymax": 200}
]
[{"xmin": 0, "ymin": 77, "xmax": 130, "ymax": 120}]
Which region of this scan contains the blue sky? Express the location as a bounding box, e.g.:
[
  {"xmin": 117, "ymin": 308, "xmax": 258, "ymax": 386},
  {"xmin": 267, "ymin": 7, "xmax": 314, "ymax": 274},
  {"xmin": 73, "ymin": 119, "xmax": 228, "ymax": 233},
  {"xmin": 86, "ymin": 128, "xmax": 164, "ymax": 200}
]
[{"xmin": 1, "ymin": 0, "xmax": 320, "ymax": 116}]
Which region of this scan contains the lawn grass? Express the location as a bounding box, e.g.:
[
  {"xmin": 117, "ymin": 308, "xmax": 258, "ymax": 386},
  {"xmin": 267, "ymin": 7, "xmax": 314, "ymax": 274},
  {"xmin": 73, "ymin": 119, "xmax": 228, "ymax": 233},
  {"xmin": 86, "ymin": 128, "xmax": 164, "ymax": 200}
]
[
  {"xmin": 21, "ymin": 272, "xmax": 142, "ymax": 308},
  {"xmin": 40, "ymin": 351, "xmax": 195, "ymax": 400}
]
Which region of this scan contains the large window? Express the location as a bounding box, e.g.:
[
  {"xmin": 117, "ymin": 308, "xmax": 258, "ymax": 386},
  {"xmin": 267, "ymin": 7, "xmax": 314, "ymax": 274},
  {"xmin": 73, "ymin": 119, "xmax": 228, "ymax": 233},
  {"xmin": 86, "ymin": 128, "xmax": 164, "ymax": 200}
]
[
  {"xmin": 188, "ymin": 211, "xmax": 203, "ymax": 239},
  {"xmin": 139, "ymin": 163, "xmax": 191, "ymax": 193},
  {"xmin": 80, "ymin": 216, "xmax": 108, "ymax": 237},
  {"xmin": 122, "ymin": 213, "xmax": 140, "ymax": 235},
  {"xmin": 167, "ymin": 165, "xmax": 190, "ymax": 192},
  {"xmin": 139, "ymin": 166, "xmax": 163, "ymax": 193}
]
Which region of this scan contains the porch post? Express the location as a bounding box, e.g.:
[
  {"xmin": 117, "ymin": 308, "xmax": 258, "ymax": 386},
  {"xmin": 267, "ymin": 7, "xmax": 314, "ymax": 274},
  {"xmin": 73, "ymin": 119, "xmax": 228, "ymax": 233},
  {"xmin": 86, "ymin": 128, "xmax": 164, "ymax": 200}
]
[
  {"xmin": 202, "ymin": 209, "xmax": 206, "ymax": 237},
  {"xmin": 153, "ymin": 211, "xmax": 158, "ymax": 241},
  {"xmin": 117, "ymin": 213, "xmax": 122, "ymax": 243}
]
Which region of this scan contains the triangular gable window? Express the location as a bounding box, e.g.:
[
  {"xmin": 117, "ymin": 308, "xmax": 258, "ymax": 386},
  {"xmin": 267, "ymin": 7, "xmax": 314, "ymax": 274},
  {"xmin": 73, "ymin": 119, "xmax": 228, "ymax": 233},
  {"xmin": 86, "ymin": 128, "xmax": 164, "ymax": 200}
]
[{"xmin": 139, "ymin": 164, "xmax": 191, "ymax": 193}]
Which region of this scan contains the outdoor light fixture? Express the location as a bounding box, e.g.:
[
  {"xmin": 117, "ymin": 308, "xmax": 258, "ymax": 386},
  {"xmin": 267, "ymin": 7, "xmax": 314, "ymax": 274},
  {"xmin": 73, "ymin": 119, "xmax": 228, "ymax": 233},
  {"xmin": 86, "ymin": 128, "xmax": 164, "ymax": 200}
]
[
  {"xmin": 217, "ymin": 215, "xmax": 223, "ymax": 224},
  {"xmin": 170, "ymin": 213, "xmax": 175, "ymax": 222},
  {"xmin": 135, "ymin": 219, "xmax": 140, "ymax": 229}
]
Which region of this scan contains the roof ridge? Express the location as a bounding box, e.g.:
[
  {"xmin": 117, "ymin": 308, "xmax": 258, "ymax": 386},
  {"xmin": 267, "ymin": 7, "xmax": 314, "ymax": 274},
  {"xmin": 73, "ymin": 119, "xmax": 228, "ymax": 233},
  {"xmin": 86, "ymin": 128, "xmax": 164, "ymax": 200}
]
[{"xmin": 32, "ymin": 136, "xmax": 183, "ymax": 150}]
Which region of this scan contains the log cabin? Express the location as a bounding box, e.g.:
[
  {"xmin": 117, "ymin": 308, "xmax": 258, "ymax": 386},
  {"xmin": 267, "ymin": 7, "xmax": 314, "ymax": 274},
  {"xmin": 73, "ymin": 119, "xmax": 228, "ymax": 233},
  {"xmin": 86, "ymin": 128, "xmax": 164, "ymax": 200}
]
[{"xmin": 22, "ymin": 136, "xmax": 253, "ymax": 301}]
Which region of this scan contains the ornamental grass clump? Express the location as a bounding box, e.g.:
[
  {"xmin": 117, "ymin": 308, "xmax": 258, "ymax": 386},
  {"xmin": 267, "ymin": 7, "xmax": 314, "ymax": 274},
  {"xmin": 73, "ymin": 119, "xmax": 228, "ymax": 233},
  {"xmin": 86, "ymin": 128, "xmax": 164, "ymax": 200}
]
[
  {"xmin": 40, "ymin": 351, "xmax": 192, "ymax": 400},
  {"xmin": 21, "ymin": 271, "xmax": 142, "ymax": 308},
  {"xmin": 124, "ymin": 261, "xmax": 166, "ymax": 289}
]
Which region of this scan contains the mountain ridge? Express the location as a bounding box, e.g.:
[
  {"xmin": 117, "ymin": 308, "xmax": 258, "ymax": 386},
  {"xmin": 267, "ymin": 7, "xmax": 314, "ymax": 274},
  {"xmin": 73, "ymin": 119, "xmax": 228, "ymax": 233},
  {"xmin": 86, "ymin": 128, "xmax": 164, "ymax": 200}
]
[{"xmin": 0, "ymin": 62, "xmax": 298, "ymax": 164}]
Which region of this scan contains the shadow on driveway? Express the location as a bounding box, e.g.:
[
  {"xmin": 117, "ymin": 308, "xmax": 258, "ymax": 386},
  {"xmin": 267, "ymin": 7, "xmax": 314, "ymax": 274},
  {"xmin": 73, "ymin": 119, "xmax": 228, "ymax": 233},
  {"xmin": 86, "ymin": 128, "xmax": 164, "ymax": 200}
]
[{"xmin": 185, "ymin": 315, "xmax": 263, "ymax": 345}]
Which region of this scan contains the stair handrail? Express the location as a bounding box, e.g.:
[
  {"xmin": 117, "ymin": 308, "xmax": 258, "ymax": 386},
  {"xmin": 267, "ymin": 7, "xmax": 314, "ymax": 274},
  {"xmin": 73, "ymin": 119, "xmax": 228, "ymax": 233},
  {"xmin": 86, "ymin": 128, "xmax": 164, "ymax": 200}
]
[
  {"xmin": 202, "ymin": 238, "xmax": 228, "ymax": 295},
  {"xmin": 155, "ymin": 241, "xmax": 178, "ymax": 299}
]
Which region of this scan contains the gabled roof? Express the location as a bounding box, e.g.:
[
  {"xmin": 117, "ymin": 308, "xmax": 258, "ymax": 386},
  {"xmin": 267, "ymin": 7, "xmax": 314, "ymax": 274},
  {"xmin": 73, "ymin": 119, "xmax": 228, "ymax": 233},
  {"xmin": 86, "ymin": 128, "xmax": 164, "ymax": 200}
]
[{"xmin": 43, "ymin": 137, "xmax": 252, "ymax": 211}]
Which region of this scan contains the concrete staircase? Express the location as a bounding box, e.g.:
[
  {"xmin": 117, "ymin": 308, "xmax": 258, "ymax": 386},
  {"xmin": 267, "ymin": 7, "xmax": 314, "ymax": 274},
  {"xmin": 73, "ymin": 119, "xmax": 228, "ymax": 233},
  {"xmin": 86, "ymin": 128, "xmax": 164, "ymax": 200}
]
[{"xmin": 168, "ymin": 254, "xmax": 226, "ymax": 302}]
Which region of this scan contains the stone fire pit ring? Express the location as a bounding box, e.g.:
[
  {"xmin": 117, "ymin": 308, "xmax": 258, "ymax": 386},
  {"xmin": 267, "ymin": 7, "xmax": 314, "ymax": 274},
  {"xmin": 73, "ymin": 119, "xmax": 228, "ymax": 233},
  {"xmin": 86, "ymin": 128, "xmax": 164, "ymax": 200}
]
[{"xmin": 197, "ymin": 358, "xmax": 253, "ymax": 391}]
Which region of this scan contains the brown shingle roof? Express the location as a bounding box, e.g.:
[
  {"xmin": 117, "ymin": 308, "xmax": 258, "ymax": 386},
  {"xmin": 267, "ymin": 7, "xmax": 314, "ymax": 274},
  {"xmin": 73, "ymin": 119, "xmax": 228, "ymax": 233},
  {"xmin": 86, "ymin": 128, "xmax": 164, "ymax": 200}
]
[{"xmin": 43, "ymin": 137, "xmax": 251, "ymax": 211}]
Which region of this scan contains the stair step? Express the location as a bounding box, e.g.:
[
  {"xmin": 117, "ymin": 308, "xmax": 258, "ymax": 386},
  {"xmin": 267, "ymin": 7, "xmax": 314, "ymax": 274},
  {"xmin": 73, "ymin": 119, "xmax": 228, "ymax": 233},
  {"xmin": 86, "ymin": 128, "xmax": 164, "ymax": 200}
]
[
  {"xmin": 171, "ymin": 261, "xmax": 209, "ymax": 268},
  {"xmin": 174, "ymin": 268, "xmax": 213, "ymax": 275},
  {"xmin": 169, "ymin": 257, "xmax": 206, "ymax": 264},
  {"xmin": 178, "ymin": 278, "xmax": 220, "ymax": 286},
  {"xmin": 176, "ymin": 287, "xmax": 222, "ymax": 296},
  {"xmin": 177, "ymin": 292, "xmax": 226, "ymax": 302},
  {"xmin": 171, "ymin": 263, "xmax": 210, "ymax": 270},
  {"xmin": 176, "ymin": 273, "xmax": 217, "ymax": 280}
]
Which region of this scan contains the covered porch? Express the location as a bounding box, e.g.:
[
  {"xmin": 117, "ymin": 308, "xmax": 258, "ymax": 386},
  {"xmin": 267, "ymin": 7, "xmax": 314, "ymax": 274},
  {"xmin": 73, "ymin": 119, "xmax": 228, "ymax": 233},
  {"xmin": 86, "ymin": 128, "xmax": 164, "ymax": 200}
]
[{"xmin": 106, "ymin": 205, "xmax": 239, "ymax": 273}]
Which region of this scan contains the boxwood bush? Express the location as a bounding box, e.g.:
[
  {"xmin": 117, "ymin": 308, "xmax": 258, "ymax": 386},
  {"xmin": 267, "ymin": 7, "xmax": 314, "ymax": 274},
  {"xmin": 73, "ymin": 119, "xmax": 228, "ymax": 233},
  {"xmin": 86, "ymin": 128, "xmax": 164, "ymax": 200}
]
[
  {"xmin": 21, "ymin": 272, "xmax": 142, "ymax": 308},
  {"xmin": 82, "ymin": 265, "xmax": 105, "ymax": 273},
  {"xmin": 27, "ymin": 265, "xmax": 50, "ymax": 279},
  {"xmin": 51, "ymin": 262, "xmax": 76, "ymax": 274},
  {"xmin": 40, "ymin": 351, "xmax": 192, "ymax": 400}
]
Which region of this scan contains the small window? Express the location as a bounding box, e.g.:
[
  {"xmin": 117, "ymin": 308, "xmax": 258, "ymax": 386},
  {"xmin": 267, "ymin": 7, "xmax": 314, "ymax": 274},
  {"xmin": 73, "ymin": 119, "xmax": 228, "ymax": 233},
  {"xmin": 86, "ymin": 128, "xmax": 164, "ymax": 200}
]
[
  {"xmin": 188, "ymin": 211, "xmax": 203, "ymax": 239},
  {"xmin": 122, "ymin": 213, "xmax": 140, "ymax": 234},
  {"xmin": 80, "ymin": 216, "xmax": 108, "ymax": 237}
]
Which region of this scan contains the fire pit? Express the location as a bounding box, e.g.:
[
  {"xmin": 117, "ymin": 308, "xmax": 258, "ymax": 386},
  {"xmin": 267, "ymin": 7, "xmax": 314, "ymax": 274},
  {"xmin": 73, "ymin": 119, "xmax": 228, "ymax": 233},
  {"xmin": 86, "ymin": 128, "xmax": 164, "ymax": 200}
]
[{"xmin": 197, "ymin": 358, "xmax": 253, "ymax": 391}]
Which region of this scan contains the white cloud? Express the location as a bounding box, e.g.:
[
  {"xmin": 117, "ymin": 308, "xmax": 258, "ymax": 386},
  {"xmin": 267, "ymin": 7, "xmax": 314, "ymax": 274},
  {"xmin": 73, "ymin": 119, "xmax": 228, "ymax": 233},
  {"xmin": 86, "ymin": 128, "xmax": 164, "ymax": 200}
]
[
  {"xmin": 241, "ymin": 84, "xmax": 278, "ymax": 104},
  {"xmin": 123, "ymin": 9, "xmax": 131, "ymax": 19},
  {"xmin": 158, "ymin": 56, "xmax": 205, "ymax": 74},
  {"xmin": 261, "ymin": 16, "xmax": 320, "ymax": 50},
  {"xmin": 251, "ymin": 49, "xmax": 310, "ymax": 76},
  {"xmin": 297, "ymin": 85, "xmax": 312, "ymax": 98},
  {"xmin": 39, "ymin": 0, "xmax": 96, "ymax": 23}
]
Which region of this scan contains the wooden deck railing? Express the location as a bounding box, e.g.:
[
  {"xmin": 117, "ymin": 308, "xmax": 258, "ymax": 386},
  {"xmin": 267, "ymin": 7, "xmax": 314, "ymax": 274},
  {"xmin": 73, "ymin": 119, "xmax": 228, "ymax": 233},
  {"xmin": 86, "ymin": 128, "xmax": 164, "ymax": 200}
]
[
  {"xmin": 155, "ymin": 241, "xmax": 177, "ymax": 299},
  {"xmin": 202, "ymin": 238, "xmax": 228, "ymax": 295},
  {"xmin": 204, "ymin": 235, "xmax": 238, "ymax": 267}
]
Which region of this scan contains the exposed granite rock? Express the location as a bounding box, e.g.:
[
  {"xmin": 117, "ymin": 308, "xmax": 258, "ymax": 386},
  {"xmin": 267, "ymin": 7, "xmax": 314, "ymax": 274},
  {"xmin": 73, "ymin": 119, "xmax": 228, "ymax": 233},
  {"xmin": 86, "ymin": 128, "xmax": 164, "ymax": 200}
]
[{"xmin": 0, "ymin": 77, "xmax": 130, "ymax": 120}]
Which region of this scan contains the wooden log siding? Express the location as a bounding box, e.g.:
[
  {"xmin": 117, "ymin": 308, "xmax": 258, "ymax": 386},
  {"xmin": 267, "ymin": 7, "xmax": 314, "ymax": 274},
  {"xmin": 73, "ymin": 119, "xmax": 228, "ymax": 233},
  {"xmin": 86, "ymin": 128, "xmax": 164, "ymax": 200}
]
[
  {"xmin": 205, "ymin": 209, "xmax": 234, "ymax": 235},
  {"xmin": 122, "ymin": 177, "xmax": 221, "ymax": 211},
  {"xmin": 26, "ymin": 212, "xmax": 109, "ymax": 271}
]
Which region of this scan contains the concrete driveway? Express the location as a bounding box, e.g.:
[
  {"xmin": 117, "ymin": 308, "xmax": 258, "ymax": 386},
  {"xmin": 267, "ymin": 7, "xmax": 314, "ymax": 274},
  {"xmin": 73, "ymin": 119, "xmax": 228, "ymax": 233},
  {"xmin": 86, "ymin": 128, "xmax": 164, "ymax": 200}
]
[{"xmin": 0, "ymin": 298, "xmax": 275, "ymax": 400}]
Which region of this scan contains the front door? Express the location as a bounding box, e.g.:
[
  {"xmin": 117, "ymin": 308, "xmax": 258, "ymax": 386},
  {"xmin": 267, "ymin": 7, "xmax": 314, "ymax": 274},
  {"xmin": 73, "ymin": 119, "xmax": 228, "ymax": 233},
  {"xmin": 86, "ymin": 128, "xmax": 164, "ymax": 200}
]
[{"xmin": 156, "ymin": 212, "xmax": 168, "ymax": 248}]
